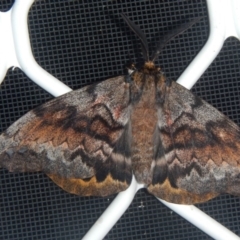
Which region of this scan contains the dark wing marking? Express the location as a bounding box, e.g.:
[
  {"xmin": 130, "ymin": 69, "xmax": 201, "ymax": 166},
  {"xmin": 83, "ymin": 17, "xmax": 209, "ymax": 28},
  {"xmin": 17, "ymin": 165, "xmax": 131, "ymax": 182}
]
[
  {"xmin": 148, "ymin": 80, "xmax": 240, "ymax": 204},
  {"xmin": 0, "ymin": 76, "xmax": 132, "ymax": 196}
]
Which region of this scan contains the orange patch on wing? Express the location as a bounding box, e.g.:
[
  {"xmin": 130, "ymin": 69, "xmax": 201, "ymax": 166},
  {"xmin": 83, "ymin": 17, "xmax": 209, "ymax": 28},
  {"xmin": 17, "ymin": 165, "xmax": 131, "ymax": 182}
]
[
  {"xmin": 147, "ymin": 179, "xmax": 219, "ymax": 204},
  {"xmin": 47, "ymin": 173, "xmax": 129, "ymax": 197}
]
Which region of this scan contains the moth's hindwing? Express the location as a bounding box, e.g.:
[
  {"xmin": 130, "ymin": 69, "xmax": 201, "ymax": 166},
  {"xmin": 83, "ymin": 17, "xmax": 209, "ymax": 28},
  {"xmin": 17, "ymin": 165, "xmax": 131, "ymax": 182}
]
[{"xmin": 0, "ymin": 76, "xmax": 132, "ymax": 196}]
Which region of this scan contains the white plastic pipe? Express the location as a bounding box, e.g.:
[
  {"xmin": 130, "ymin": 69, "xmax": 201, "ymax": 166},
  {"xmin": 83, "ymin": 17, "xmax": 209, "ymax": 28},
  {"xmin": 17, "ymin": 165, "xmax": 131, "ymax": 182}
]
[
  {"xmin": 159, "ymin": 199, "xmax": 240, "ymax": 240},
  {"xmin": 11, "ymin": 0, "xmax": 72, "ymax": 96},
  {"xmin": 0, "ymin": 9, "xmax": 19, "ymax": 84},
  {"xmin": 177, "ymin": 0, "xmax": 240, "ymax": 89},
  {"xmin": 82, "ymin": 177, "xmax": 144, "ymax": 240}
]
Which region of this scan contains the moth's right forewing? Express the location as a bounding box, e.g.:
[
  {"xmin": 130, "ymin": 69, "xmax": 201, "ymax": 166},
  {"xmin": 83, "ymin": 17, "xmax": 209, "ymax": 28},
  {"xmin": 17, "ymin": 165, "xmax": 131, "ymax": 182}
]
[{"xmin": 148, "ymin": 80, "xmax": 240, "ymax": 204}]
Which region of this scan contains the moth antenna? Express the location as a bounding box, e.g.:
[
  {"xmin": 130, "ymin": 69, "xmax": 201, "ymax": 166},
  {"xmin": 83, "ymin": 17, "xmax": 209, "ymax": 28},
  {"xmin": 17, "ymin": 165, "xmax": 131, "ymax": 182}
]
[
  {"xmin": 121, "ymin": 13, "xmax": 149, "ymax": 61},
  {"xmin": 150, "ymin": 17, "xmax": 203, "ymax": 62}
]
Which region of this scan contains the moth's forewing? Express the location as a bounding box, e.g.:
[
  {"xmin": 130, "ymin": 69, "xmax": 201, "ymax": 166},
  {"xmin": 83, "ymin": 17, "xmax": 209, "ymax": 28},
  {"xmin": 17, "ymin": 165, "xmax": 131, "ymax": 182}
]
[
  {"xmin": 148, "ymin": 80, "xmax": 240, "ymax": 204},
  {"xmin": 0, "ymin": 76, "xmax": 132, "ymax": 196}
]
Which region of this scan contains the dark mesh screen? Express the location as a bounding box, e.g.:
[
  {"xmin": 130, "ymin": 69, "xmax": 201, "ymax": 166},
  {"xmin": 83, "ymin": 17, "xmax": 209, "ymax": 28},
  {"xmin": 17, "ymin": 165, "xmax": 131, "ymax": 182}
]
[{"xmin": 1, "ymin": 1, "xmax": 240, "ymax": 239}]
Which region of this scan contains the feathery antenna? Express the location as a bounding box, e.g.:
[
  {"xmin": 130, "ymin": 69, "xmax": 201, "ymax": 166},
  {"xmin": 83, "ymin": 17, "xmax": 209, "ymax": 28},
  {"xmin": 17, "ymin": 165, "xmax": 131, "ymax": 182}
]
[
  {"xmin": 121, "ymin": 13, "xmax": 149, "ymax": 61},
  {"xmin": 150, "ymin": 17, "xmax": 203, "ymax": 62},
  {"xmin": 121, "ymin": 14, "xmax": 202, "ymax": 63}
]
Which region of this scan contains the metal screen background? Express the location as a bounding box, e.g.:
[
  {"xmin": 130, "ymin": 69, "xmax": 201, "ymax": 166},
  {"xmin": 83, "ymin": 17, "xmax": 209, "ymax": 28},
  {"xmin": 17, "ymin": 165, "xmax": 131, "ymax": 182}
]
[{"xmin": 1, "ymin": 1, "xmax": 240, "ymax": 239}]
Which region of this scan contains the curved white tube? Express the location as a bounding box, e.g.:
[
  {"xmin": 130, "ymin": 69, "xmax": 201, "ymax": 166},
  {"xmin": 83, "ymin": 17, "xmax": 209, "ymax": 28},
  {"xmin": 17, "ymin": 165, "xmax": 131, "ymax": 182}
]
[
  {"xmin": 11, "ymin": 0, "xmax": 72, "ymax": 97},
  {"xmin": 0, "ymin": 47, "xmax": 9, "ymax": 85},
  {"xmin": 232, "ymin": 0, "xmax": 240, "ymax": 38},
  {"xmin": 177, "ymin": 0, "xmax": 240, "ymax": 89},
  {"xmin": 82, "ymin": 177, "xmax": 143, "ymax": 240},
  {"xmin": 0, "ymin": 56, "xmax": 8, "ymax": 85},
  {"xmin": 0, "ymin": 9, "xmax": 19, "ymax": 84},
  {"xmin": 159, "ymin": 199, "xmax": 240, "ymax": 240}
]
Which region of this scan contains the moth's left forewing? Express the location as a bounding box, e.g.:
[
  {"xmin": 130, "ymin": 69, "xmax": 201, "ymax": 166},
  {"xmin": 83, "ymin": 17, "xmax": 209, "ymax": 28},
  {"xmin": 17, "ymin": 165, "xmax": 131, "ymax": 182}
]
[
  {"xmin": 148, "ymin": 80, "xmax": 240, "ymax": 204},
  {"xmin": 0, "ymin": 76, "xmax": 133, "ymax": 196}
]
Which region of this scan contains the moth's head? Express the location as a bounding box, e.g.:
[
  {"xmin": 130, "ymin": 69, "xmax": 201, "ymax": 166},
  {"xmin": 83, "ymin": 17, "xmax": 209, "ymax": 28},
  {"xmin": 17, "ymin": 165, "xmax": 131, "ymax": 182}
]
[
  {"xmin": 121, "ymin": 13, "xmax": 201, "ymax": 72},
  {"xmin": 125, "ymin": 60, "xmax": 161, "ymax": 76},
  {"xmin": 143, "ymin": 61, "xmax": 161, "ymax": 74}
]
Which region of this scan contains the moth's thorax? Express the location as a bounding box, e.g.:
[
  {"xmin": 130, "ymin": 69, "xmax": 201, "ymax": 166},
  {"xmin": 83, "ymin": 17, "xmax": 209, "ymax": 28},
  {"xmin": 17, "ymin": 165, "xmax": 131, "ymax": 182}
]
[
  {"xmin": 130, "ymin": 61, "xmax": 165, "ymax": 102},
  {"xmin": 130, "ymin": 61, "xmax": 164, "ymax": 185}
]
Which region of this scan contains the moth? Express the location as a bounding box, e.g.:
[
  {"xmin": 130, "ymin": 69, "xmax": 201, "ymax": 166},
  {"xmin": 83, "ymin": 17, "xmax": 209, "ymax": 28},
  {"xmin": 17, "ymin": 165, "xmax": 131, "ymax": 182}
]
[{"xmin": 1, "ymin": 14, "xmax": 240, "ymax": 205}]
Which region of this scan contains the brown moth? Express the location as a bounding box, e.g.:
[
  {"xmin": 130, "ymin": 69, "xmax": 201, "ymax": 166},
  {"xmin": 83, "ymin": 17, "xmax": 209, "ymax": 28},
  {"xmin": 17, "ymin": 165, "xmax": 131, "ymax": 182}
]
[{"xmin": 1, "ymin": 14, "xmax": 240, "ymax": 205}]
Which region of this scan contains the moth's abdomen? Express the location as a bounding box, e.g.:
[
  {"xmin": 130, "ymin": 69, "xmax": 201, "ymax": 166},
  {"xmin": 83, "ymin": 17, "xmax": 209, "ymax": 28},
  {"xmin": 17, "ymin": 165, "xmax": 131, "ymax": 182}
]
[{"xmin": 130, "ymin": 71, "xmax": 160, "ymax": 185}]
